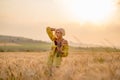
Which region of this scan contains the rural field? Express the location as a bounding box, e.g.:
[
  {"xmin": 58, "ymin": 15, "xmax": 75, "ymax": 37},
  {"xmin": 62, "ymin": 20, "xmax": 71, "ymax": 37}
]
[
  {"xmin": 1, "ymin": 0, "xmax": 120, "ymax": 80},
  {"xmin": 0, "ymin": 51, "xmax": 120, "ymax": 80}
]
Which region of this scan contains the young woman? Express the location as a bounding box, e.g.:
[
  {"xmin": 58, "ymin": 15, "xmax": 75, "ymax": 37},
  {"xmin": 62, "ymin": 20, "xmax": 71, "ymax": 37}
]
[{"xmin": 46, "ymin": 27, "xmax": 69, "ymax": 68}]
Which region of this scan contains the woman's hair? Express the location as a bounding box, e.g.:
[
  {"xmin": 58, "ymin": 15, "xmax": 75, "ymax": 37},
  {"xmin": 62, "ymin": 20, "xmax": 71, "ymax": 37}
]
[{"xmin": 55, "ymin": 28, "xmax": 65, "ymax": 36}]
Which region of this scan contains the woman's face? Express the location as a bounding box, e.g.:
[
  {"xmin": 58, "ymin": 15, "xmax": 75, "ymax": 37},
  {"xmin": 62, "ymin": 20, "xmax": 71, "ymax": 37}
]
[{"xmin": 55, "ymin": 30, "xmax": 62, "ymax": 39}]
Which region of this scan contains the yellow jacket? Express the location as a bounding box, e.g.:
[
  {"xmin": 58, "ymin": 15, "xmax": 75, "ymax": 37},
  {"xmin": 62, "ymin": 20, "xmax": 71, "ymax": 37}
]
[{"xmin": 46, "ymin": 27, "xmax": 69, "ymax": 57}]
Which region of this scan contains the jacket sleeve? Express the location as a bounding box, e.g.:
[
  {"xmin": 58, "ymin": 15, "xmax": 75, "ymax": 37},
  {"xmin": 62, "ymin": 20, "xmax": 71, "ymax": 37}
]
[{"xmin": 46, "ymin": 27, "xmax": 56, "ymax": 41}]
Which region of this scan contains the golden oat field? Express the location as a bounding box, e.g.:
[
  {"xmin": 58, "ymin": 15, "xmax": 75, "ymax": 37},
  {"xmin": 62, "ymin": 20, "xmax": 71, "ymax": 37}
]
[{"xmin": 0, "ymin": 51, "xmax": 120, "ymax": 80}]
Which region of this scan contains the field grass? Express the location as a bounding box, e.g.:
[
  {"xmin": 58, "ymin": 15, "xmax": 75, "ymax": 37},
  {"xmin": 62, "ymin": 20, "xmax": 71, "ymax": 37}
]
[{"xmin": 0, "ymin": 51, "xmax": 120, "ymax": 80}]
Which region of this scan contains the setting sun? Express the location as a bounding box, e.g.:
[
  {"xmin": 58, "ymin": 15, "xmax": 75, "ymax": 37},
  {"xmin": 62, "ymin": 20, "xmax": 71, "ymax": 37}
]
[{"xmin": 56, "ymin": 0, "xmax": 116, "ymax": 23}]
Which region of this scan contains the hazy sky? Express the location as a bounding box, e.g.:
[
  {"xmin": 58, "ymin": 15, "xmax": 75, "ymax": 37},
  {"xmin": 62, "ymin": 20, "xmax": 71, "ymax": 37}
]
[{"xmin": 0, "ymin": 0, "xmax": 120, "ymax": 48}]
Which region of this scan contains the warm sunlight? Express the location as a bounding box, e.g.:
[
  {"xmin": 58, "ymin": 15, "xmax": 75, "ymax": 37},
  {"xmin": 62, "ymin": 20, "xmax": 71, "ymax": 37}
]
[
  {"xmin": 55, "ymin": 0, "xmax": 116, "ymax": 23},
  {"xmin": 1, "ymin": 0, "xmax": 120, "ymax": 48}
]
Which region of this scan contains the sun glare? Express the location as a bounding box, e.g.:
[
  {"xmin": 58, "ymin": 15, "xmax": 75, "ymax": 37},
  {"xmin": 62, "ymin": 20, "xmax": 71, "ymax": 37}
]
[{"xmin": 55, "ymin": 0, "xmax": 116, "ymax": 24}]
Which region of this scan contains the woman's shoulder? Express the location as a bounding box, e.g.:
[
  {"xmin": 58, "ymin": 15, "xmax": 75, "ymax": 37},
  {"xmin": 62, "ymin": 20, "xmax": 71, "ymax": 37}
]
[{"xmin": 62, "ymin": 39, "xmax": 68, "ymax": 44}]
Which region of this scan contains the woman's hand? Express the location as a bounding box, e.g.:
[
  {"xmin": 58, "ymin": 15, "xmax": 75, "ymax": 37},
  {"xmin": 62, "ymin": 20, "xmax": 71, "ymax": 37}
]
[
  {"xmin": 47, "ymin": 27, "xmax": 56, "ymax": 31},
  {"xmin": 51, "ymin": 28, "xmax": 56, "ymax": 31}
]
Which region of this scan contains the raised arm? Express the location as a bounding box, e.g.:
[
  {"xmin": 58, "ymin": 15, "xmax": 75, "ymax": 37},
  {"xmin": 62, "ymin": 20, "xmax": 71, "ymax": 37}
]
[{"xmin": 46, "ymin": 27, "xmax": 56, "ymax": 41}]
